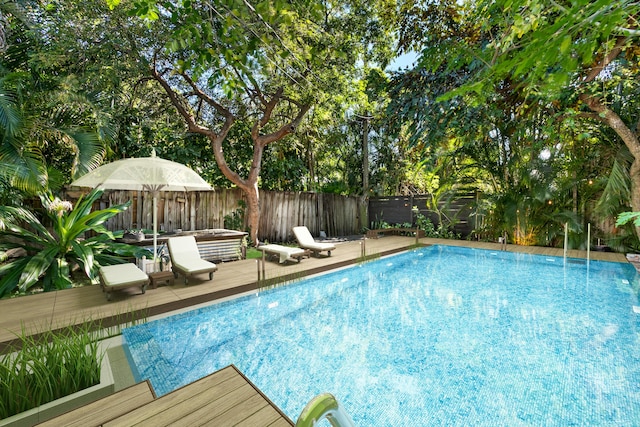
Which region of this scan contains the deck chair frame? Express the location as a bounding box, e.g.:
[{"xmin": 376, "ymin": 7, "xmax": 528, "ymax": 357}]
[{"xmin": 167, "ymin": 236, "xmax": 218, "ymax": 284}]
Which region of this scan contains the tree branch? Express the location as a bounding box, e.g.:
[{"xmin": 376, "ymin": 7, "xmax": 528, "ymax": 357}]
[
  {"xmin": 257, "ymin": 101, "xmax": 312, "ymax": 146},
  {"xmin": 150, "ymin": 62, "xmax": 213, "ymax": 136},
  {"xmin": 583, "ymin": 36, "xmax": 627, "ymax": 83},
  {"xmin": 575, "ymin": 111, "xmax": 605, "ymax": 123},
  {"xmin": 179, "ymin": 71, "xmax": 235, "ymax": 137},
  {"xmin": 250, "ymin": 87, "xmax": 284, "ymax": 141},
  {"xmin": 580, "ymin": 93, "xmax": 640, "ymax": 158}
]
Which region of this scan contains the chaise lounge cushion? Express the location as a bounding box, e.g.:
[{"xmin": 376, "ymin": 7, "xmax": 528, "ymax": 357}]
[
  {"xmin": 99, "ymin": 263, "xmax": 149, "ymax": 301},
  {"xmin": 168, "ymin": 235, "xmax": 218, "ymax": 284},
  {"xmin": 292, "ymin": 226, "xmax": 336, "ymax": 256},
  {"xmin": 259, "ymin": 244, "xmax": 307, "ymax": 264}
]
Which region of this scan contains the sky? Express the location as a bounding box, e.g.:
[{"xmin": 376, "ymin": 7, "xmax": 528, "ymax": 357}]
[{"xmin": 387, "ymin": 51, "xmax": 418, "ymax": 71}]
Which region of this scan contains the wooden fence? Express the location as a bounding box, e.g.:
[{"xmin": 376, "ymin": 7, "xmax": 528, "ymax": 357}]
[{"xmin": 67, "ymin": 189, "xmax": 367, "ymax": 243}]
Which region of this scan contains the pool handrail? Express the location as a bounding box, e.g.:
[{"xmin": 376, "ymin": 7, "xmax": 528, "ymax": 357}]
[{"xmin": 295, "ymin": 393, "xmax": 355, "ymax": 427}]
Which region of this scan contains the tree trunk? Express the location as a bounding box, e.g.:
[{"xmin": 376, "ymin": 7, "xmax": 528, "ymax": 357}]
[
  {"xmin": 244, "ymin": 183, "xmax": 260, "ymax": 245},
  {"xmin": 208, "ymin": 134, "xmax": 264, "ymax": 245},
  {"xmin": 581, "ymin": 94, "xmax": 640, "ymax": 239},
  {"xmin": 630, "ymin": 158, "xmax": 640, "ymax": 237}
]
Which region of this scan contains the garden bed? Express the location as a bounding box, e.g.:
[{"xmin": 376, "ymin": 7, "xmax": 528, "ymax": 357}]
[{"xmin": 0, "ymin": 340, "xmax": 114, "ymax": 427}]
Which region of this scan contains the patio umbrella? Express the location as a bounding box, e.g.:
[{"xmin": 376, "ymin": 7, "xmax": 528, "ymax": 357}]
[{"xmin": 70, "ymin": 150, "xmax": 212, "ymax": 271}]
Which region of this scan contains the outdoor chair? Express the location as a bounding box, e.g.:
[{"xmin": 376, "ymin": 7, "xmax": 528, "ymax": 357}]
[
  {"xmin": 292, "ymin": 226, "xmax": 336, "ymax": 257},
  {"xmin": 167, "ymin": 235, "xmax": 218, "ymax": 284},
  {"xmin": 259, "ymin": 243, "xmax": 308, "ymax": 264},
  {"xmin": 99, "ymin": 263, "xmax": 149, "ymax": 301}
]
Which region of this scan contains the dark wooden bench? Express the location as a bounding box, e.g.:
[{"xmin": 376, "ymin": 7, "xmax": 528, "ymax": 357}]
[
  {"xmin": 36, "ymin": 381, "xmax": 155, "ymax": 427},
  {"xmin": 366, "ymin": 228, "xmax": 425, "ymax": 239}
]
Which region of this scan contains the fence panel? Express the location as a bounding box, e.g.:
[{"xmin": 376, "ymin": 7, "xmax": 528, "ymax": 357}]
[
  {"xmin": 368, "ymin": 193, "xmax": 478, "ymax": 237},
  {"xmin": 65, "ymin": 188, "xmax": 365, "ymax": 243}
]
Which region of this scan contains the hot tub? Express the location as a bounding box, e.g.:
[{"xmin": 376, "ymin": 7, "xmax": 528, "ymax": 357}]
[{"xmin": 129, "ymin": 229, "xmax": 248, "ymax": 263}]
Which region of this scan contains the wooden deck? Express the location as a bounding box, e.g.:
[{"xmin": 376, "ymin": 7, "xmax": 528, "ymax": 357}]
[
  {"xmin": 36, "ymin": 381, "xmax": 156, "ymax": 427},
  {"xmin": 35, "ymin": 366, "xmax": 292, "ymax": 427},
  {"xmin": 0, "ymin": 237, "xmax": 631, "ymax": 427},
  {"xmin": 103, "ymin": 365, "xmax": 293, "ymax": 427}
]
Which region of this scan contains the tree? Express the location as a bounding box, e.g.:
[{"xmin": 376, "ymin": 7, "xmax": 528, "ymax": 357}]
[
  {"xmin": 438, "ymin": 0, "xmax": 640, "ymax": 239},
  {"xmin": 0, "ymin": 2, "xmax": 105, "ymax": 198},
  {"xmin": 112, "ymin": 0, "xmax": 396, "ymax": 244}
]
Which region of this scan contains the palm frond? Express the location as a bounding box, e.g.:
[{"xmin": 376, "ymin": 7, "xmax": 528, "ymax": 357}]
[
  {"xmin": 0, "ymin": 79, "xmax": 21, "ymax": 136},
  {"xmin": 595, "ymin": 148, "xmax": 633, "ymax": 217},
  {"xmin": 0, "ymin": 135, "xmax": 48, "ymax": 193},
  {"xmin": 0, "ymin": 257, "xmax": 28, "ymax": 297},
  {"xmin": 64, "ymin": 130, "xmax": 105, "ymax": 178}
]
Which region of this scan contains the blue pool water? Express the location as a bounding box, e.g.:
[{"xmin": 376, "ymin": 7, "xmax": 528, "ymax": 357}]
[{"xmin": 122, "ymin": 245, "xmax": 640, "ymax": 426}]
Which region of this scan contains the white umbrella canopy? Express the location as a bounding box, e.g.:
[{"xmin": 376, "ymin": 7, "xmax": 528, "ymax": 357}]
[{"xmin": 70, "ymin": 150, "xmax": 212, "ymax": 271}]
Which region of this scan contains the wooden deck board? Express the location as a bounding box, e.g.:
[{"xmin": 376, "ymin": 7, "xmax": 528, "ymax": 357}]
[
  {"xmin": 268, "ymin": 419, "xmax": 298, "ymax": 427},
  {"xmin": 36, "ymin": 381, "xmax": 155, "ymax": 427},
  {"xmin": 104, "ymin": 366, "xmax": 293, "ymax": 427},
  {"xmin": 104, "ymin": 367, "xmax": 240, "ymax": 426},
  {"xmin": 167, "ymin": 387, "xmax": 268, "ymax": 427},
  {"xmin": 130, "ymin": 383, "xmax": 254, "ymax": 427},
  {"xmin": 204, "ymin": 392, "xmax": 270, "ymax": 426},
  {"xmin": 236, "ymin": 404, "xmax": 287, "ymax": 427}
]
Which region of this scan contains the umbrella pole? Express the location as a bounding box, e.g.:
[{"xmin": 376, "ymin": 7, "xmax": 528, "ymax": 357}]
[{"xmin": 153, "ymin": 193, "xmax": 158, "ymax": 273}]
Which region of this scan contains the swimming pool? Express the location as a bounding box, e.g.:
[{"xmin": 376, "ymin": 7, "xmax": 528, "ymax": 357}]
[{"xmin": 122, "ymin": 245, "xmax": 640, "ymax": 426}]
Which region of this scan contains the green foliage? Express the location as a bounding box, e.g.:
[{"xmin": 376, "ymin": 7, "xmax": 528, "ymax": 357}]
[
  {"xmin": 0, "ymin": 6, "xmax": 107, "ymax": 197},
  {"xmin": 224, "ymin": 200, "xmax": 246, "ymax": 231},
  {"xmin": 385, "ymin": 0, "xmax": 640, "ymax": 250},
  {"xmin": 617, "ymin": 212, "xmax": 640, "ymax": 227},
  {"xmin": 447, "ymin": 0, "xmax": 639, "ymax": 102},
  {"xmin": 0, "ymin": 323, "xmax": 103, "ymax": 419},
  {"xmin": 0, "ymin": 189, "xmax": 151, "ymax": 297},
  {"xmin": 369, "ymin": 215, "xmax": 390, "ymax": 230},
  {"xmin": 415, "ymin": 212, "xmax": 459, "ymax": 239}
]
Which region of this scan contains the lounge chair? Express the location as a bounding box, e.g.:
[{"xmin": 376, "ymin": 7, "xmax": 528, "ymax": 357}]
[
  {"xmin": 292, "ymin": 226, "xmax": 336, "ymax": 257},
  {"xmin": 99, "ymin": 263, "xmax": 149, "ymax": 301},
  {"xmin": 259, "ymin": 244, "xmax": 308, "ymax": 264},
  {"xmin": 167, "ymin": 236, "xmax": 218, "ymax": 284}
]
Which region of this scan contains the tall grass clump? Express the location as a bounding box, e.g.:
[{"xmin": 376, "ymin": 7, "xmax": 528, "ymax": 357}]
[{"xmin": 0, "ymin": 323, "xmax": 103, "ymax": 419}]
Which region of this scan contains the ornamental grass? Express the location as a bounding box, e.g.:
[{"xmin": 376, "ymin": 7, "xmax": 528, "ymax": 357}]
[{"xmin": 0, "ymin": 323, "xmax": 103, "ymax": 419}]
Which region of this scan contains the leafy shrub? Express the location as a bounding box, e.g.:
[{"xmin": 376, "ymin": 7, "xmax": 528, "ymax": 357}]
[
  {"xmin": 416, "ymin": 213, "xmax": 460, "ymax": 239},
  {"xmin": 224, "ymin": 200, "xmax": 246, "ymax": 231},
  {"xmin": 0, "ymin": 189, "xmax": 151, "ymax": 297},
  {"xmin": 369, "ymin": 214, "xmax": 390, "ymax": 230}
]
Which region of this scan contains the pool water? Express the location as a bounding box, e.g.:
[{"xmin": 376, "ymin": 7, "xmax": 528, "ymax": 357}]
[{"xmin": 122, "ymin": 245, "xmax": 640, "ymax": 426}]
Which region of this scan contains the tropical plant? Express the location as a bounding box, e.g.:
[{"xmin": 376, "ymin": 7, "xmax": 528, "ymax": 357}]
[
  {"xmin": 0, "ymin": 3, "xmax": 106, "ymax": 199},
  {"xmin": 433, "ymin": 0, "xmax": 640, "ymax": 240},
  {"xmin": 223, "ymin": 200, "xmax": 246, "ymax": 232},
  {"xmin": 415, "ymin": 212, "xmax": 459, "ymax": 239},
  {"xmin": 617, "ymin": 212, "xmax": 640, "ymax": 227},
  {"xmin": 0, "ymin": 189, "xmax": 151, "ymax": 297}
]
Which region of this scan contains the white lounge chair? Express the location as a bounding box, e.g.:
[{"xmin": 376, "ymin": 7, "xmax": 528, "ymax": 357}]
[
  {"xmin": 259, "ymin": 244, "xmax": 308, "ymax": 264},
  {"xmin": 292, "ymin": 226, "xmax": 336, "ymax": 257},
  {"xmin": 99, "ymin": 263, "xmax": 149, "ymax": 301},
  {"xmin": 167, "ymin": 236, "xmax": 218, "ymax": 284}
]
